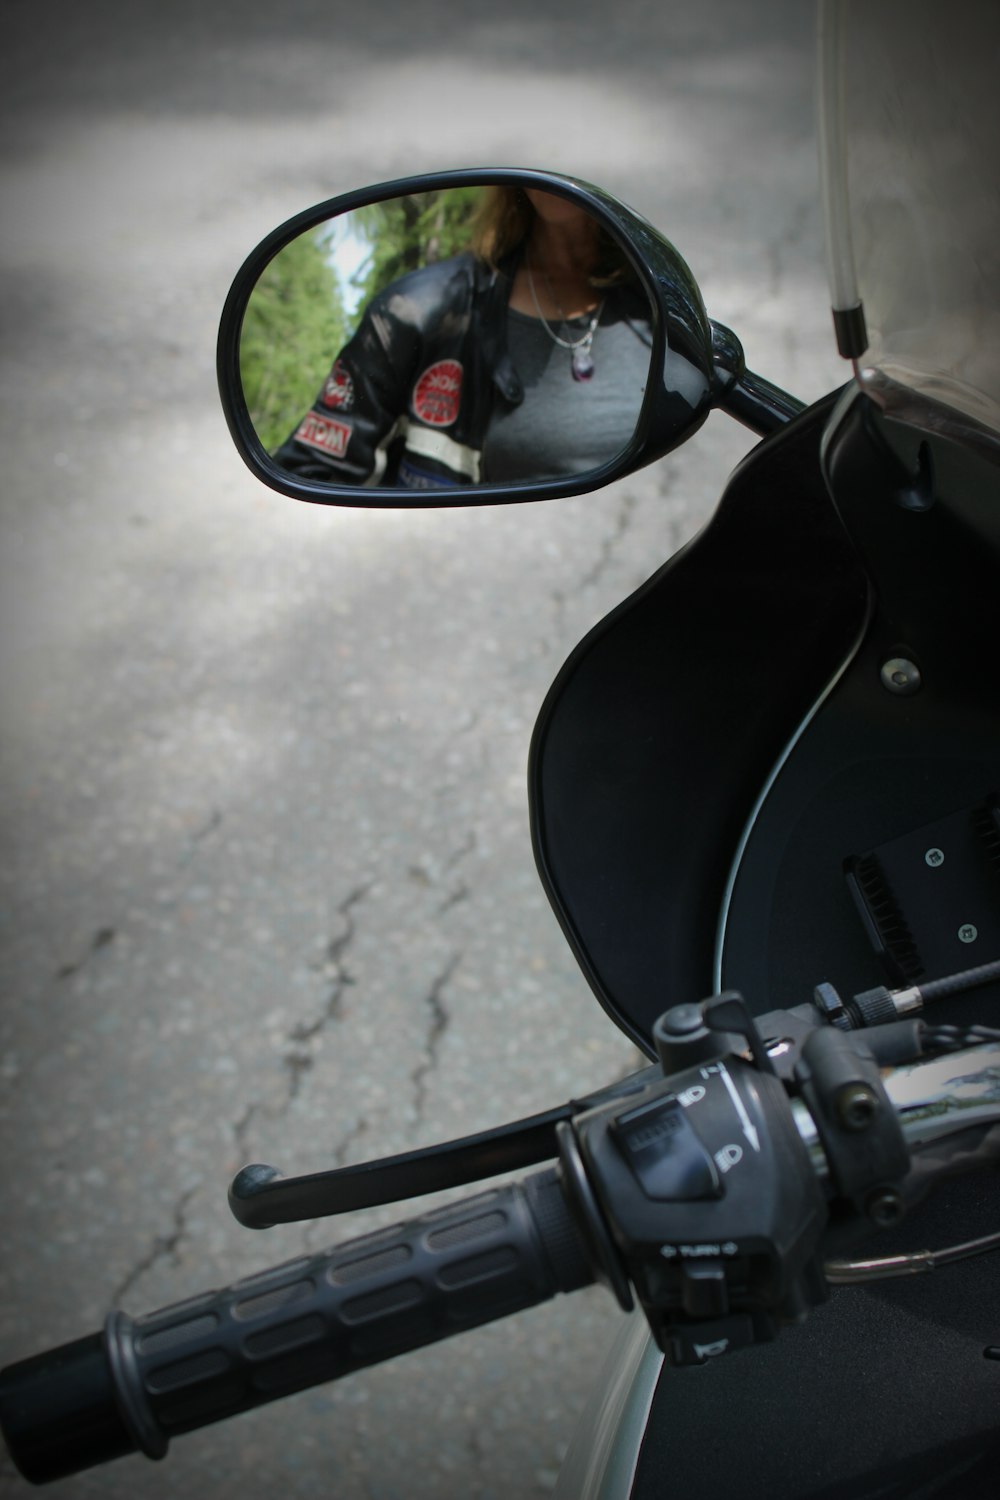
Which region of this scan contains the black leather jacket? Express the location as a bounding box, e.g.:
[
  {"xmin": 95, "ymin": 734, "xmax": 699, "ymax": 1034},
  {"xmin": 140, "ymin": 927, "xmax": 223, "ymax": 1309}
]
[{"xmin": 273, "ymin": 252, "xmax": 524, "ymax": 489}]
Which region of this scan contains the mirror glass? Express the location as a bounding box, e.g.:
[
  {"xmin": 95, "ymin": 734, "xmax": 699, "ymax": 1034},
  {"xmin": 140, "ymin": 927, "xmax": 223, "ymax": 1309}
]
[{"xmin": 238, "ymin": 186, "xmax": 656, "ymax": 493}]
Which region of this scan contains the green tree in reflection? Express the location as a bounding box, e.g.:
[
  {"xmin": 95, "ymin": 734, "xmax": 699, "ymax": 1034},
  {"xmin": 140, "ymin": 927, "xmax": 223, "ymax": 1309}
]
[
  {"xmin": 240, "ymin": 227, "xmax": 347, "ymax": 453},
  {"xmin": 350, "ymin": 188, "xmax": 482, "ymax": 305},
  {"xmin": 240, "ymin": 190, "xmax": 481, "ymax": 455}
]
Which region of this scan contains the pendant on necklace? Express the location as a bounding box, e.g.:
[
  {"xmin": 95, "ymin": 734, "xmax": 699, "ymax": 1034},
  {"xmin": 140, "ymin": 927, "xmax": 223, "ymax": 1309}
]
[{"xmin": 572, "ymin": 346, "xmax": 595, "ymax": 381}]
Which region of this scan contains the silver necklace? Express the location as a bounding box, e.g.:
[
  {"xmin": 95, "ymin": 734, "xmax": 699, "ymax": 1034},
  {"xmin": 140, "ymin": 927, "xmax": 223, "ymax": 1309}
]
[{"xmin": 525, "ymin": 260, "xmax": 604, "ymax": 382}]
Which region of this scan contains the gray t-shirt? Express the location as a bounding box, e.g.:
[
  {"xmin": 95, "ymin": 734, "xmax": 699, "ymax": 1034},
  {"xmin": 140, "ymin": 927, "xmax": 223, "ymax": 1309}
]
[{"xmin": 482, "ymin": 303, "xmax": 652, "ymax": 482}]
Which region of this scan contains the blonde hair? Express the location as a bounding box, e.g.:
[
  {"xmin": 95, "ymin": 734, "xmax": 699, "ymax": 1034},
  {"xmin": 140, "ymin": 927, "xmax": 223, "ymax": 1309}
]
[{"xmin": 469, "ymin": 186, "xmax": 632, "ymax": 287}]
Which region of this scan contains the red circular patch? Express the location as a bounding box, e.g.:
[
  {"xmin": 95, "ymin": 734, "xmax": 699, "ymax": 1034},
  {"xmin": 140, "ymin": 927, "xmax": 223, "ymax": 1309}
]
[
  {"xmin": 411, "ymin": 359, "xmax": 463, "ymax": 427},
  {"xmin": 321, "ymin": 358, "xmax": 354, "ymax": 411}
]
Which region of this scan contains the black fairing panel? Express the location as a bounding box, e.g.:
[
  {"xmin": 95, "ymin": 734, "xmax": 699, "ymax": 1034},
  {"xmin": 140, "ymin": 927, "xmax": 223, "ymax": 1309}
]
[
  {"xmin": 617, "ymin": 394, "xmax": 1000, "ymax": 1499},
  {"xmin": 528, "ymin": 392, "xmax": 869, "ymax": 1052},
  {"xmin": 534, "ymin": 391, "xmax": 1000, "ymax": 1496},
  {"xmin": 632, "ymin": 1274, "xmax": 1000, "ymax": 1499},
  {"xmin": 721, "ymin": 390, "xmax": 1000, "ymax": 1017}
]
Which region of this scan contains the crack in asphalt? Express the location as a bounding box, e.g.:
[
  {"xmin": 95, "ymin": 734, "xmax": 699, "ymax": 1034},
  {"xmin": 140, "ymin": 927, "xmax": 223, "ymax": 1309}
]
[
  {"xmin": 234, "ymin": 884, "xmax": 371, "ymax": 1163},
  {"xmin": 54, "ymin": 809, "xmax": 225, "ymax": 981},
  {"xmin": 293, "ymin": 882, "xmax": 370, "ymax": 1040},
  {"xmin": 408, "ymin": 833, "xmax": 475, "ymax": 911},
  {"xmin": 447, "ymin": 832, "xmax": 477, "ymax": 868},
  {"xmin": 411, "ymin": 954, "xmax": 460, "ymax": 1123},
  {"xmin": 112, "ymin": 1185, "xmax": 198, "ymax": 1306},
  {"xmin": 177, "ymin": 807, "xmax": 223, "ymax": 868},
  {"xmin": 233, "ymin": 1097, "xmax": 263, "ymax": 1163},
  {"xmin": 55, "ymin": 925, "xmax": 116, "ymax": 980},
  {"xmin": 437, "ymin": 881, "xmax": 469, "ymax": 916},
  {"xmin": 579, "ymin": 491, "xmax": 636, "ymax": 591},
  {"xmin": 551, "ymin": 489, "xmax": 637, "ymax": 618},
  {"xmin": 332, "ymin": 1113, "xmax": 370, "ymax": 1169},
  {"xmin": 230, "ymin": 907, "xmax": 458, "ymax": 1245},
  {"xmin": 440, "ymin": 832, "xmax": 476, "ymax": 912}
]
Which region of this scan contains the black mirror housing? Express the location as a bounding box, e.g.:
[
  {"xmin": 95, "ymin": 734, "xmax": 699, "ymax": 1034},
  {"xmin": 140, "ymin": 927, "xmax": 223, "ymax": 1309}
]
[{"xmin": 217, "ymin": 168, "xmax": 716, "ymax": 508}]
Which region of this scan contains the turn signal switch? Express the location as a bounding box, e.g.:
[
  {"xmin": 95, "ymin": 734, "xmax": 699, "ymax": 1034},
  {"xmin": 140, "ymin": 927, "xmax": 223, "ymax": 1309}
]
[{"xmin": 555, "ymin": 991, "xmax": 909, "ymax": 1367}]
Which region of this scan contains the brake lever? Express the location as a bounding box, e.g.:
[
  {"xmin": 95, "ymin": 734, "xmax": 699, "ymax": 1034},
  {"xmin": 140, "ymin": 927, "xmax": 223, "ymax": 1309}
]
[
  {"xmin": 229, "ymin": 1064, "xmax": 659, "ymax": 1228},
  {"xmin": 231, "ymin": 958, "xmax": 987, "ymax": 1232}
]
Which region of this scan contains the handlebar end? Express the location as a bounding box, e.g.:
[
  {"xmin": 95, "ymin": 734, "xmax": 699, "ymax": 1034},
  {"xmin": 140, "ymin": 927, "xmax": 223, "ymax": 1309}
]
[{"xmin": 0, "ymin": 1332, "xmax": 139, "ymax": 1485}]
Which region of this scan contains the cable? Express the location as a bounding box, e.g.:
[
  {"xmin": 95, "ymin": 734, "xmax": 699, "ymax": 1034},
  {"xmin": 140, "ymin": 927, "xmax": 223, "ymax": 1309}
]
[
  {"xmin": 826, "ymin": 1228, "xmax": 1000, "ymax": 1284},
  {"xmin": 919, "ymin": 1024, "xmax": 1000, "ymax": 1054},
  {"xmin": 917, "ymin": 959, "xmax": 1000, "ymax": 1004}
]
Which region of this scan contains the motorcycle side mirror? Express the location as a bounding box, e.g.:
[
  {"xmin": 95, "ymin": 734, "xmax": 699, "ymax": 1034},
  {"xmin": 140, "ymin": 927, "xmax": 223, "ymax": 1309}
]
[{"xmin": 217, "ymin": 169, "xmax": 727, "ymax": 508}]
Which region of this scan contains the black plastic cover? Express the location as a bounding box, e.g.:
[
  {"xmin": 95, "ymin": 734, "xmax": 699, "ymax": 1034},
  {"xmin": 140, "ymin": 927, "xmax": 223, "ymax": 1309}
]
[{"xmin": 0, "ymin": 1332, "xmax": 136, "ymax": 1485}]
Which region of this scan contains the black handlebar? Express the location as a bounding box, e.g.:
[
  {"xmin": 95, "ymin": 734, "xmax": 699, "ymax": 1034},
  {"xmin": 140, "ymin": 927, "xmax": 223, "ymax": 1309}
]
[
  {"xmin": 0, "ymin": 1167, "xmax": 592, "ymax": 1485},
  {"xmin": 5, "ymin": 1016, "xmax": 998, "ymax": 1487}
]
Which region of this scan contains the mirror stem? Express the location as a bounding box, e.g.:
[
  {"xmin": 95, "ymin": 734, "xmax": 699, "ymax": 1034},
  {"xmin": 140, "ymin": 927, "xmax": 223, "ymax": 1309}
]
[{"xmin": 710, "ymin": 321, "xmax": 806, "ymax": 435}]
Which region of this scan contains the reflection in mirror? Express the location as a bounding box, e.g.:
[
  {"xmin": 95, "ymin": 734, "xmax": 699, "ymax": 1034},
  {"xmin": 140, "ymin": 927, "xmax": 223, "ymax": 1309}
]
[{"xmin": 239, "ymin": 186, "xmax": 655, "ymax": 492}]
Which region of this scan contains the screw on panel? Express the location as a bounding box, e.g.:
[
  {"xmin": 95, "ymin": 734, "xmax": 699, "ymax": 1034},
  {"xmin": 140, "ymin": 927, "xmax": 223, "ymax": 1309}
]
[
  {"xmin": 880, "ymin": 658, "xmax": 922, "ymax": 696},
  {"xmin": 866, "ymin": 1188, "xmax": 904, "ymax": 1228}
]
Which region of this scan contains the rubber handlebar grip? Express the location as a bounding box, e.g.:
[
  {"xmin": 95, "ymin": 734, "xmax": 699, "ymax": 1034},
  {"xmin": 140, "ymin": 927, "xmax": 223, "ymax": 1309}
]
[{"xmin": 0, "ymin": 1167, "xmax": 592, "ymax": 1483}]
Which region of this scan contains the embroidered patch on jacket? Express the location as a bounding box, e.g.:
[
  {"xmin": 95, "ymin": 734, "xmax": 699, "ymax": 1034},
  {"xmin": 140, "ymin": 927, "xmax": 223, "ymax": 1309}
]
[
  {"xmin": 321, "ymin": 359, "xmax": 354, "ymax": 411},
  {"xmin": 411, "ymin": 359, "xmax": 463, "ymax": 427},
  {"xmin": 295, "ymin": 411, "xmax": 351, "ymax": 458}
]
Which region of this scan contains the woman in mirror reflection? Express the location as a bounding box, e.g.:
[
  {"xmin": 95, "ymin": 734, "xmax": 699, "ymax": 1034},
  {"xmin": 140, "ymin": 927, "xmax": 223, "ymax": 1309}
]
[{"xmin": 270, "ymin": 186, "xmax": 653, "ymax": 491}]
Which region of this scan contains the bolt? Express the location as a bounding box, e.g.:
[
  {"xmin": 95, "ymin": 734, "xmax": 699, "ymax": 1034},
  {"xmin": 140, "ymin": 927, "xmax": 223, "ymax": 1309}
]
[
  {"xmin": 880, "ymin": 658, "xmax": 922, "ymax": 696},
  {"xmin": 866, "ymin": 1188, "xmax": 904, "ymax": 1228},
  {"xmin": 836, "ymin": 1084, "xmax": 878, "ymax": 1131},
  {"xmin": 663, "ymin": 1004, "xmax": 705, "ymax": 1034}
]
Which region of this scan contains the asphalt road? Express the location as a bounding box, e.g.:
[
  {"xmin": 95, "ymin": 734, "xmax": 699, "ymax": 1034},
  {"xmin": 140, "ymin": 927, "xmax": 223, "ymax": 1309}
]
[{"xmin": 0, "ymin": 4, "xmax": 845, "ymax": 1496}]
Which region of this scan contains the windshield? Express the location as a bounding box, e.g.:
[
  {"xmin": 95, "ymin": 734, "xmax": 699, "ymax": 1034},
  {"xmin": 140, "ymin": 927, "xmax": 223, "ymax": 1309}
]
[{"xmin": 818, "ymin": 0, "xmax": 1000, "ymax": 446}]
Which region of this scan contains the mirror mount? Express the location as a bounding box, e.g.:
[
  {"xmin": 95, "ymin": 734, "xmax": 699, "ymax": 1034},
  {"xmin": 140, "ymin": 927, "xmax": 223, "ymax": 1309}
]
[{"xmin": 710, "ymin": 320, "xmax": 806, "ymax": 434}]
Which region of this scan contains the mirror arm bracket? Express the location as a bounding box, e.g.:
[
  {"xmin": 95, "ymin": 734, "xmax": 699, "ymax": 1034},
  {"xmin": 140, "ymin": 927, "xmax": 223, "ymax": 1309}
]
[{"xmin": 710, "ymin": 320, "xmax": 806, "ymax": 435}]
